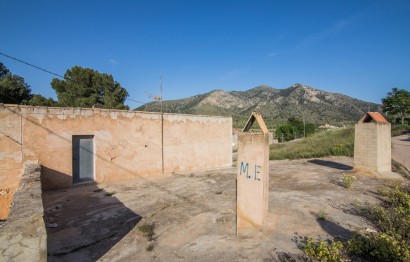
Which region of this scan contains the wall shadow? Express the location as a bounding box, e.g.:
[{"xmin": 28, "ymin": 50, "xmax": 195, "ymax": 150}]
[
  {"xmin": 398, "ymin": 135, "xmax": 410, "ymax": 142},
  {"xmin": 41, "ymin": 166, "xmax": 141, "ymax": 262},
  {"xmin": 316, "ymin": 218, "xmax": 352, "ymax": 242},
  {"xmin": 41, "ymin": 166, "xmax": 73, "ymax": 190},
  {"xmin": 308, "ymin": 159, "xmax": 353, "ymax": 170}
]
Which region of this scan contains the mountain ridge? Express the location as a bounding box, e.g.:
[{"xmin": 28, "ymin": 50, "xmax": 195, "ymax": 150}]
[{"xmin": 137, "ymin": 84, "xmax": 381, "ymax": 124}]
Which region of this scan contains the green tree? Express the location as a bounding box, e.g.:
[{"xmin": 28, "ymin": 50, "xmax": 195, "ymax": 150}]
[
  {"xmin": 276, "ymin": 123, "xmax": 294, "ymax": 142},
  {"xmin": 276, "ymin": 117, "xmax": 317, "ymax": 142},
  {"xmin": 51, "ymin": 66, "xmax": 129, "ymax": 109},
  {"xmin": 0, "ymin": 62, "xmax": 32, "ymax": 104},
  {"xmin": 382, "ymin": 88, "xmax": 410, "ymax": 125},
  {"xmin": 28, "ymin": 94, "xmax": 57, "ymax": 107}
]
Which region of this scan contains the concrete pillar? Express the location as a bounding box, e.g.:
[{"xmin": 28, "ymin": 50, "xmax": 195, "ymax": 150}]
[
  {"xmin": 354, "ymin": 112, "xmax": 391, "ymax": 172},
  {"xmin": 237, "ymin": 113, "xmax": 269, "ymax": 234}
]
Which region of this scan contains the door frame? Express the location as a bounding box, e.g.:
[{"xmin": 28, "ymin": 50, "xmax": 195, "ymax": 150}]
[{"xmin": 72, "ymin": 135, "xmax": 95, "ymax": 184}]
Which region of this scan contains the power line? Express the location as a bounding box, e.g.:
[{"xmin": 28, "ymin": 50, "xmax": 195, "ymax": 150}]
[
  {"xmin": 0, "ymin": 51, "xmax": 64, "ymax": 78},
  {"xmin": 0, "ymin": 51, "xmax": 148, "ymax": 106},
  {"xmin": 126, "ymin": 98, "xmax": 146, "ymax": 104}
]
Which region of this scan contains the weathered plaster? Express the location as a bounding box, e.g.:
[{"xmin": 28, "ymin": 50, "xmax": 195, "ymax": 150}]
[{"xmin": 0, "ymin": 105, "xmax": 232, "ymax": 194}]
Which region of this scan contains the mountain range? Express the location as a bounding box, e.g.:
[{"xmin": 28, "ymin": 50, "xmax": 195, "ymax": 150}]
[{"xmin": 137, "ymin": 84, "xmax": 381, "ymax": 125}]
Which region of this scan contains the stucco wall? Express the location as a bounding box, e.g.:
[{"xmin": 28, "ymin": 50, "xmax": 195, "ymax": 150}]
[
  {"xmin": 0, "ymin": 106, "xmax": 22, "ymax": 186},
  {"xmin": 0, "ymin": 105, "xmax": 232, "ymax": 191},
  {"xmin": 354, "ymin": 122, "xmax": 391, "ymax": 172},
  {"xmin": 0, "ymin": 106, "xmax": 22, "ymax": 218}
]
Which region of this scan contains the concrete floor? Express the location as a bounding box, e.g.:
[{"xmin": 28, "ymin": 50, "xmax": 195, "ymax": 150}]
[{"xmin": 43, "ymin": 156, "xmax": 405, "ymax": 262}]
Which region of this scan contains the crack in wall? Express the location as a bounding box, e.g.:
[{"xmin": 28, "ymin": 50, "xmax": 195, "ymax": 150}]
[{"xmin": 0, "ymin": 131, "xmax": 22, "ymax": 145}]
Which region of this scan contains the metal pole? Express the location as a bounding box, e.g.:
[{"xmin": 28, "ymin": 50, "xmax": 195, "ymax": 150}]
[{"xmin": 160, "ymin": 73, "xmax": 164, "ymax": 174}]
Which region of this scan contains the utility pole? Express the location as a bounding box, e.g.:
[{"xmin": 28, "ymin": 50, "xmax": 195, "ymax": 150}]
[
  {"xmin": 160, "ymin": 73, "xmax": 164, "ymax": 175},
  {"xmin": 303, "ymin": 115, "xmax": 306, "ymax": 138},
  {"xmin": 145, "ymin": 76, "xmax": 164, "ymax": 174}
]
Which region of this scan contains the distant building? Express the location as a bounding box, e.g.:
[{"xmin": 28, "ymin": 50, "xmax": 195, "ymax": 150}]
[{"xmin": 318, "ymin": 124, "xmax": 338, "ymax": 129}]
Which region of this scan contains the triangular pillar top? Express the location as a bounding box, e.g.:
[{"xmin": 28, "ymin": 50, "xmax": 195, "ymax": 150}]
[
  {"xmin": 242, "ymin": 112, "xmax": 269, "ymax": 134},
  {"xmin": 358, "ymin": 112, "xmax": 389, "ymax": 123}
]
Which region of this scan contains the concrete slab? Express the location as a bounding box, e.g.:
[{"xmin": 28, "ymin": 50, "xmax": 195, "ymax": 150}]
[{"xmin": 43, "ymin": 157, "xmax": 404, "ymax": 261}]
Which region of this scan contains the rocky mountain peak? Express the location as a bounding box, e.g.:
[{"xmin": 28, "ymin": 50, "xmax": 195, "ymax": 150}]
[{"xmin": 137, "ymin": 84, "xmax": 381, "ymax": 124}]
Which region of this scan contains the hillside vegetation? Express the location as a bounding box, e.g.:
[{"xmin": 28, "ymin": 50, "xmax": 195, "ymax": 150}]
[
  {"xmin": 138, "ymin": 84, "xmax": 381, "ymax": 126},
  {"xmin": 392, "ymin": 125, "xmax": 410, "ymax": 136},
  {"xmin": 270, "ymin": 128, "xmax": 355, "ymax": 160}
]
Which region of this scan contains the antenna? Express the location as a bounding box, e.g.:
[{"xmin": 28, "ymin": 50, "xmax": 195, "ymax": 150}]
[
  {"xmin": 160, "ymin": 72, "xmax": 163, "ymax": 114},
  {"xmin": 160, "ymin": 72, "xmax": 164, "ymax": 175}
]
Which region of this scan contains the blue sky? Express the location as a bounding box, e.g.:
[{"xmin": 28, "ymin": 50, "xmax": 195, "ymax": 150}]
[{"xmin": 1, "ymin": 0, "xmax": 409, "ymax": 107}]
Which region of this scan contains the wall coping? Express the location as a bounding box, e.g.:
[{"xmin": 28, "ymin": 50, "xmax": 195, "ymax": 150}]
[
  {"xmin": 0, "ymin": 104, "xmax": 231, "ymax": 119},
  {"xmin": 0, "ymin": 162, "xmax": 47, "ymax": 261}
]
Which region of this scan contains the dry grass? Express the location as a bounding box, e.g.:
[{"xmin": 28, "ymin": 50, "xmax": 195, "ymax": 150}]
[{"xmin": 270, "ymin": 128, "xmax": 354, "ymax": 160}]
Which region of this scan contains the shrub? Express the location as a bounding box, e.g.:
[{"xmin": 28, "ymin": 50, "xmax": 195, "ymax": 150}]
[
  {"xmin": 138, "ymin": 222, "xmax": 156, "ymax": 241},
  {"xmin": 317, "ymin": 210, "xmax": 327, "ymax": 220},
  {"xmin": 341, "ymin": 175, "xmax": 356, "ymax": 189},
  {"xmin": 350, "ymin": 185, "xmax": 410, "ymax": 261},
  {"xmin": 349, "ymin": 232, "xmax": 410, "ymax": 261},
  {"xmin": 330, "ymin": 143, "xmax": 354, "ymax": 156},
  {"xmin": 391, "ymin": 125, "xmax": 410, "ymax": 137},
  {"xmin": 302, "ymin": 185, "xmax": 410, "ymax": 262},
  {"xmin": 302, "ymin": 238, "xmax": 346, "ymax": 262}
]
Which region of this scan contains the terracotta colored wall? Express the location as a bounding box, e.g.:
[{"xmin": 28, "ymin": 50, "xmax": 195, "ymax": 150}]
[
  {"xmin": 0, "ymin": 106, "xmax": 22, "ymax": 219},
  {"xmin": 0, "ymin": 105, "xmax": 232, "ymax": 191}
]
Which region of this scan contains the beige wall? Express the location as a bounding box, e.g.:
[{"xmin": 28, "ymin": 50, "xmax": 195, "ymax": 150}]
[
  {"xmin": 0, "ymin": 106, "xmax": 22, "ymax": 189},
  {"xmin": 0, "ymin": 107, "xmax": 23, "ymax": 218},
  {"xmin": 237, "ymin": 133, "xmax": 269, "ymax": 232},
  {"xmin": 354, "ymin": 122, "xmax": 391, "ymax": 172},
  {"xmin": 0, "ymin": 105, "xmax": 232, "ymax": 191}
]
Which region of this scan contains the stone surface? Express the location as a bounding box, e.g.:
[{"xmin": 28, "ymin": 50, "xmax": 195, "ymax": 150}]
[
  {"xmin": 43, "ymin": 156, "xmax": 404, "ymax": 261},
  {"xmin": 0, "ymin": 163, "xmax": 47, "ymax": 262}
]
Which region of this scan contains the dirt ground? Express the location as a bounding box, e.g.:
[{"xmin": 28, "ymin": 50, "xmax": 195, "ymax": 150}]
[
  {"xmin": 42, "ymin": 156, "xmax": 406, "ymax": 262},
  {"xmin": 392, "ymin": 134, "xmax": 410, "ymax": 170}
]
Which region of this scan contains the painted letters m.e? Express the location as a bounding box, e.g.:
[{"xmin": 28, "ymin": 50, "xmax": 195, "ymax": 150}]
[
  {"xmin": 240, "ymin": 162, "xmax": 250, "ymax": 179},
  {"xmin": 239, "ymin": 161, "xmax": 261, "ymax": 181},
  {"xmin": 254, "ymin": 165, "xmax": 261, "ymax": 181}
]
